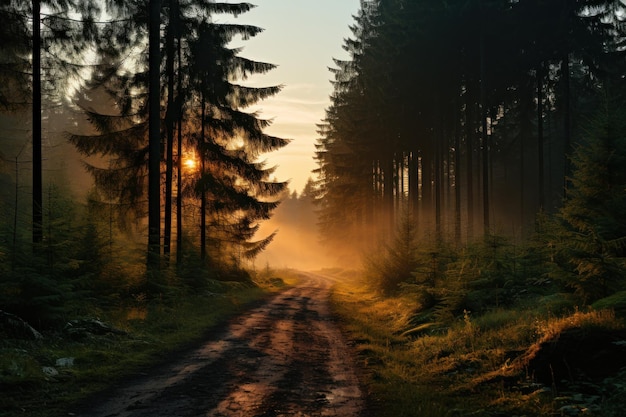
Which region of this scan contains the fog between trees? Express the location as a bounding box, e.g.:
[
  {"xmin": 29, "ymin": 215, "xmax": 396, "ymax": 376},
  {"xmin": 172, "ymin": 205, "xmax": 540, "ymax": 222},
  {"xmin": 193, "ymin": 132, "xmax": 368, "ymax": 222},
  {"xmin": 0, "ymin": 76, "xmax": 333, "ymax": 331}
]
[{"xmin": 1, "ymin": 0, "xmax": 626, "ymax": 326}]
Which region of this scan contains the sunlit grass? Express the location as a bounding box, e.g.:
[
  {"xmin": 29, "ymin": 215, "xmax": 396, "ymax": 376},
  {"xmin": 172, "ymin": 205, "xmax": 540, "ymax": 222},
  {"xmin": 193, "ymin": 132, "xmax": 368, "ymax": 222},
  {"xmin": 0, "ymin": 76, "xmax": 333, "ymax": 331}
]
[
  {"xmin": 535, "ymin": 308, "xmax": 621, "ymax": 341},
  {"xmin": 329, "ymin": 270, "xmax": 626, "ymax": 417}
]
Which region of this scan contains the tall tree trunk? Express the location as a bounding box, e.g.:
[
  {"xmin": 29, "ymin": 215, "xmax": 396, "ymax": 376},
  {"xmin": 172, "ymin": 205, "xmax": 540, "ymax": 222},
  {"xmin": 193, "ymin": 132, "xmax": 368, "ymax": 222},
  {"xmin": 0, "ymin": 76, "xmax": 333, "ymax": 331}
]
[
  {"xmin": 561, "ymin": 0, "xmax": 571, "ymax": 199},
  {"xmin": 13, "ymin": 155, "xmax": 20, "ymax": 268},
  {"xmin": 434, "ymin": 99, "xmax": 442, "ymax": 241},
  {"xmin": 454, "ymin": 101, "xmax": 462, "ymax": 245},
  {"xmin": 399, "ymin": 152, "xmax": 405, "ymax": 206},
  {"xmin": 176, "ymin": 32, "xmax": 183, "ymax": 265},
  {"xmin": 163, "ymin": 13, "xmax": 175, "ymax": 262},
  {"xmin": 421, "ymin": 148, "xmax": 433, "ymax": 230},
  {"xmin": 480, "ymin": 30, "xmax": 490, "ymax": 236},
  {"xmin": 147, "ymin": 0, "xmax": 162, "ymax": 272},
  {"xmin": 409, "ymin": 148, "xmax": 419, "ymax": 224},
  {"xmin": 200, "ymin": 93, "xmax": 207, "ymax": 260},
  {"xmin": 520, "ymin": 108, "xmax": 526, "ymax": 234},
  {"xmin": 394, "ymin": 155, "xmax": 400, "ymax": 210},
  {"xmin": 537, "ymin": 63, "xmax": 545, "ymax": 211},
  {"xmin": 465, "ymin": 86, "xmax": 475, "ymax": 241},
  {"xmin": 519, "ymin": 79, "xmax": 532, "ymax": 235},
  {"xmin": 435, "ymin": 138, "xmax": 442, "ymax": 240},
  {"xmin": 32, "ymin": 0, "xmax": 42, "ymax": 246},
  {"xmin": 366, "ymin": 159, "xmax": 376, "ymax": 248},
  {"xmin": 561, "ymin": 53, "xmax": 571, "ymax": 198},
  {"xmin": 384, "ymin": 154, "xmax": 394, "ymax": 234}
]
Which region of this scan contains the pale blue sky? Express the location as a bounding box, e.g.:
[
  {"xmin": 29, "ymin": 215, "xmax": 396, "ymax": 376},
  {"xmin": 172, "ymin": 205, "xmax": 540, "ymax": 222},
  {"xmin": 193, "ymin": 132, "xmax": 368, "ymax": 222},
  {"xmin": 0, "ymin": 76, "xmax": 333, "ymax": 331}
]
[{"xmin": 223, "ymin": 0, "xmax": 361, "ymax": 192}]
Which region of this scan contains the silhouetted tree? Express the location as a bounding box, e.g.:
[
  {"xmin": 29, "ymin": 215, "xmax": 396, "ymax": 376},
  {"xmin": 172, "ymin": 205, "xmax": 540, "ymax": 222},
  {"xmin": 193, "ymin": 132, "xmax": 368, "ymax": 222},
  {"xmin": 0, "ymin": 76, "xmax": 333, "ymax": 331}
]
[
  {"xmin": 316, "ymin": 0, "xmax": 626, "ymax": 254},
  {"xmin": 147, "ymin": 0, "xmax": 161, "ymax": 277},
  {"xmin": 187, "ymin": 17, "xmax": 287, "ymax": 266},
  {"xmin": 69, "ymin": 1, "xmax": 286, "ymax": 282},
  {"xmin": 547, "ymin": 86, "xmax": 626, "ymax": 303}
]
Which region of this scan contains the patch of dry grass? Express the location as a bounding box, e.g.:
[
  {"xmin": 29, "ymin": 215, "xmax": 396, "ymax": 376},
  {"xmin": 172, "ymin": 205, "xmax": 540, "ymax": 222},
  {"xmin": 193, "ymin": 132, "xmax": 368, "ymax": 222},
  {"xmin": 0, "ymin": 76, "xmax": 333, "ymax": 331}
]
[{"xmin": 330, "ymin": 271, "xmax": 626, "ymax": 417}]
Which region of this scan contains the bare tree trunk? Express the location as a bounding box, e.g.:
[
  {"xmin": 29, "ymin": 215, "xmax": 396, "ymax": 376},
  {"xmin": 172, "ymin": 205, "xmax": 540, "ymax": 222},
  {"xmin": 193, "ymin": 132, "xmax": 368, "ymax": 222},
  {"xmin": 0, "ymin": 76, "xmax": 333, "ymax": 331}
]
[
  {"xmin": 32, "ymin": 0, "xmax": 43, "ymax": 247},
  {"xmin": 537, "ymin": 63, "xmax": 545, "ymax": 211},
  {"xmin": 480, "ymin": 30, "xmax": 490, "ymax": 236},
  {"xmin": 465, "ymin": 87, "xmax": 475, "ymax": 241},
  {"xmin": 384, "ymin": 155, "xmax": 394, "ymax": 234},
  {"xmin": 409, "ymin": 148, "xmax": 419, "ymax": 225},
  {"xmin": 421, "ymin": 149, "xmax": 433, "ymax": 230},
  {"xmin": 454, "ymin": 101, "xmax": 462, "ymax": 245},
  {"xmin": 561, "ymin": 53, "xmax": 571, "ymax": 198},
  {"xmin": 164, "ymin": 15, "xmax": 175, "ymax": 262},
  {"xmin": 200, "ymin": 93, "xmax": 207, "ymax": 260},
  {"xmin": 13, "ymin": 155, "xmax": 19, "ymax": 268},
  {"xmin": 434, "ymin": 100, "xmax": 442, "ymax": 241},
  {"xmin": 176, "ymin": 32, "xmax": 183, "ymax": 265},
  {"xmin": 147, "ymin": 0, "xmax": 162, "ymax": 273}
]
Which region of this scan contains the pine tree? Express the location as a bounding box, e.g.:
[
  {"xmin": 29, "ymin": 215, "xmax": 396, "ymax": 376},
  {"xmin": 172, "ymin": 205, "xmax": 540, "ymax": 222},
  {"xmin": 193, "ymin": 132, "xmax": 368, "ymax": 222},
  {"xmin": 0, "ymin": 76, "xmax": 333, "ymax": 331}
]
[
  {"xmin": 187, "ymin": 17, "xmax": 287, "ymax": 266},
  {"xmin": 147, "ymin": 0, "xmax": 161, "ymax": 276},
  {"xmin": 549, "ymin": 87, "xmax": 626, "ymax": 302},
  {"xmin": 316, "ymin": 0, "xmax": 626, "ymax": 254},
  {"xmin": 68, "ymin": 1, "xmax": 287, "ymax": 281}
]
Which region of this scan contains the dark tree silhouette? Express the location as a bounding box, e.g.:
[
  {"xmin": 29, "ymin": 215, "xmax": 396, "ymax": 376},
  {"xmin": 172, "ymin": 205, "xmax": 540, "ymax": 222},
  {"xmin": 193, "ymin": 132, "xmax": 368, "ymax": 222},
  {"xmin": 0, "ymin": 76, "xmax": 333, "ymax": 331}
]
[
  {"xmin": 186, "ymin": 17, "xmax": 287, "ymax": 265},
  {"xmin": 68, "ymin": 1, "xmax": 287, "ymax": 281},
  {"xmin": 147, "ymin": 0, "xmax": 161, "ymax": 275},
  {"xmin": 546, "ymin": 85, "xmax": 626, "ymax": 302},
  {"xmin": 315, "ymin": 0, "xmax": 626, "ymax": 256}
]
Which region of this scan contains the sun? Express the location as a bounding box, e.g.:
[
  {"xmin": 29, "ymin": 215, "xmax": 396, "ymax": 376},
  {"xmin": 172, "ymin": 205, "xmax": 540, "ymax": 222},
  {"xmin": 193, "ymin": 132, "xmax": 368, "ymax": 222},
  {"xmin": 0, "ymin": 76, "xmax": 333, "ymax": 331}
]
[
  {"xmin": 184, "ymin": 157, "xmax": 197, "ymax": 170},
  {"xmin": 183, "ymin": 150, "xmax": 198, "ymax": 171}
]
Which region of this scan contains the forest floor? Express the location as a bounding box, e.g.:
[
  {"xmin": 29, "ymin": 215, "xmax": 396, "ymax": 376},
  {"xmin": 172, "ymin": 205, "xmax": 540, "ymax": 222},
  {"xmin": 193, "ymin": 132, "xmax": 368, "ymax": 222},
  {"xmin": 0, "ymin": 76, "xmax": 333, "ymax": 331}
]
[{"xmin": 71, "ymin": 272, "xmax": 367, "ymax": 417}]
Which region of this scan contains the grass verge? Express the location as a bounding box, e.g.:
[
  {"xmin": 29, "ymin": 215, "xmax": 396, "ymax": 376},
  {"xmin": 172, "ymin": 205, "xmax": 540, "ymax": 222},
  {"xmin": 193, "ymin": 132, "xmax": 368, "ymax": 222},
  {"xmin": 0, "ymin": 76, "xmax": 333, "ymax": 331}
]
[{"xmin": 330, "ymin": 272, "xmax": 626, "ymax": 417}]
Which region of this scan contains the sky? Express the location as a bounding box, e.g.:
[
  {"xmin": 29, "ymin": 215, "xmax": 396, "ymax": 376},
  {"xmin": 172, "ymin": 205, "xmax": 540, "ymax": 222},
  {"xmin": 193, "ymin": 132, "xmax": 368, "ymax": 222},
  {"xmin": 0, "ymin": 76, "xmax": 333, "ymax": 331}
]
[{"xmin": 222, "ymin": 0, "xmax": 361, "ymax": 193}]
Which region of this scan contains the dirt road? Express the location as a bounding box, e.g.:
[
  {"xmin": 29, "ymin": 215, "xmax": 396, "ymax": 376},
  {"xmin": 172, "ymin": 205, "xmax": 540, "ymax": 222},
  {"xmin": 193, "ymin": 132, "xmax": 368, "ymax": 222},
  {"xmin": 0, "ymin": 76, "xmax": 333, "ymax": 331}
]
[{"xmin": 76, "ymin": 272, "xmax": 366, "ymax": 417}]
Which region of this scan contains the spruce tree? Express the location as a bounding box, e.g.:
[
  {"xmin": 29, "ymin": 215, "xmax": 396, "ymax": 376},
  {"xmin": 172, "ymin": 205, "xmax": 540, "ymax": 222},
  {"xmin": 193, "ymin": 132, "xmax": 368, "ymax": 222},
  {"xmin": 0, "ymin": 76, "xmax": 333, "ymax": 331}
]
[
  {"xmin": 147, "ymin": 0, "xmax": 161, "ymax": 275},
  {"xmin": 187, "ymin": 17, "xmax": 287, "ymax": 267},
  {"xmin": 316, "ymin": 0, "xmax": 626, "ymax": 254},
  {"xmin": 69, "ymin": 1, "xmax": 286, "ymax": 280},
  {"xmin": 549, "ymin": 87, "xmax": 626, "ymax": 302}
]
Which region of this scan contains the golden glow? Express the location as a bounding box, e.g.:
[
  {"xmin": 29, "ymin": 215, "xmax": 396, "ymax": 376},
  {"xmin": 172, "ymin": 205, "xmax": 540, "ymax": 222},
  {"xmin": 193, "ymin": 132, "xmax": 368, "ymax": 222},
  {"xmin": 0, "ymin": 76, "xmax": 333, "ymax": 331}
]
[{"xmin": 184, "ymin": 151, "xmax": 198, "ymax": 171}]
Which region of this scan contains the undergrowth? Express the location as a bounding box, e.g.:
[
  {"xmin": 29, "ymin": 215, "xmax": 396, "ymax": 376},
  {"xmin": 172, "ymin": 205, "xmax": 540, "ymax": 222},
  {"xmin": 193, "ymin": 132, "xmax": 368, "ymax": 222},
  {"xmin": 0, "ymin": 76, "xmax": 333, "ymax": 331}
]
[
  {"xmin": 330, "ymin": 271, "xmax": 626, "ymax": 417},
  {"xmin": 0, "ymin": 269, "xmax": 292, "ymax": 417}
]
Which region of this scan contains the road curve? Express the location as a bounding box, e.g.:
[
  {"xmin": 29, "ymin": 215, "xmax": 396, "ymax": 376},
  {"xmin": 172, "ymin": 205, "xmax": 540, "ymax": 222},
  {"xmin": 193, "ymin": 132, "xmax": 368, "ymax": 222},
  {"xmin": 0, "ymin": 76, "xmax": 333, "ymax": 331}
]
[{"xmin": 77, "ymin": 272, "xmax": 365, "ymax": 417}]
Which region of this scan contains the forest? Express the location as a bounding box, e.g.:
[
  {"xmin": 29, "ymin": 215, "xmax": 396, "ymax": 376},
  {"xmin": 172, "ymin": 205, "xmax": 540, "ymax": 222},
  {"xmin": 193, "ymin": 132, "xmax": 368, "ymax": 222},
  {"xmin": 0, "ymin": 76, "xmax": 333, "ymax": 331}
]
[
  {"xmin": 315, "ymin": 0, "xmax": 626, "ymax": 265},
  {"xmin": 312, "ymin": 0, "xmax": 626, "ymax": 302},
  {"xmin": 316, "ymin": 0, "xmax": 626, "ymax": 302},
  {"xmin": 0, "ymin": 0, "xmax": 290, "ymax": 326},
  {"xmin": 315, "ymin": 1, "xmax": 626, "ymax": 413},
  {"xmin": 2, "ymin": 0, "xmax": 626, "ymax": 416}
]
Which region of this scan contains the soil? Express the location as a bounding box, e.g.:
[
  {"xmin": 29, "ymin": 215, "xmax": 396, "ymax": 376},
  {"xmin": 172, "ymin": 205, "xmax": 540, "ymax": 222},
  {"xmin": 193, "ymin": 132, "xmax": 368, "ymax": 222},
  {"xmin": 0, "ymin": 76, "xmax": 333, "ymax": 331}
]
[{"xmin": 73, "ymin": 272, "xmax": 367, "ymax": 417}]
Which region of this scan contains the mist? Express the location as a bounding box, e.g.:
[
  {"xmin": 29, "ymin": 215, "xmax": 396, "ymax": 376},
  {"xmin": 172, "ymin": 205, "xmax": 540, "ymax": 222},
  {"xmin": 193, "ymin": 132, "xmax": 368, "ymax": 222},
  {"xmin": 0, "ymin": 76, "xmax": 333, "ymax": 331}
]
[
  {"xmin": 0, "ymin": 104, "xmax": 94, "ymax": 200},
  {"xmin": 254, "ymin": 188, "xmax": 339, "ymax": 271}
]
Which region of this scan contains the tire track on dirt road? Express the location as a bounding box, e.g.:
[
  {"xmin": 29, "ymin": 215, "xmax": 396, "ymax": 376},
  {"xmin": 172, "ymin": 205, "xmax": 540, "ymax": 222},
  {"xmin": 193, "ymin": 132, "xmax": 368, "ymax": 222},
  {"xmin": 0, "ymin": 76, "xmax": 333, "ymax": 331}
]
[{"xmin": 77, "ymin": 272, "xmax": 366, "ymax": 417}]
